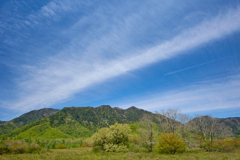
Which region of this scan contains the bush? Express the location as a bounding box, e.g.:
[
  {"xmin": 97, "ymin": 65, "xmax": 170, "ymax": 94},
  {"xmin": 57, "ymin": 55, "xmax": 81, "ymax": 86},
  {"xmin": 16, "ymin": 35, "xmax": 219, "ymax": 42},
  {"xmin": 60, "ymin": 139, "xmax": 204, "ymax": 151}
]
[
  {"xmin": 232, "ymin": 138, "xmax": 240, "ymax": 149},
  {"xmin": 0, "ymin": 139, "xmax": 43, "ymax": 155},
  {"xmin": 128, "ymin": 143, "xmax": 136, "ymax": 150},
  {"xmin": 157, "ymin": 133, "xmax": 186, "ymax": 154},
  {"xmin": 0, "ymin": 145, "xmax": 9, "ymax": 155},
  {"xmin": 116, "ymin": 145, "xmax": 129, "ymax": 152},
  {"xmin": 27, "ymin": 143, "xmax": 41, "ymax": 153},
  {"xmin": 215, "ymin": 139, "xmax": 235, "ymax": 152},
  {"xmin": 2, "ymin": 139, "xmax": 27, "ymax": 154},
  {"xmin": 82, "ymin": 137, "xmax": 93, "ymax": 147},
  {"xmin": 104, "ymin": 144, "xmax": 119, "ymax": 152},
  {"xmin": 103, "ymin": 144, "xmax": 129, "ymax": 152},
  {"xmin": 92, "ymin": 123, "xmax": 131, "ymax": 152},
  {"xmin": 200, "ymin": 138, "xmax": 240, "ymax": 152},
  {"xmin": 8, "ymin": 143, "xmax": 27, "ymax": 154},
  {"xmin": 54, "ymin": 144, "xmax": 67, "ymax": 149}
]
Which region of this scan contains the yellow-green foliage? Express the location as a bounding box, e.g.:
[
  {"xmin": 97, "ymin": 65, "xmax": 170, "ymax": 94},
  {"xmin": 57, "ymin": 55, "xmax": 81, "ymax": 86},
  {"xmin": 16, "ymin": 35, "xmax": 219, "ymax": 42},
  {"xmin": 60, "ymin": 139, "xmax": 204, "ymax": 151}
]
[
  {"xmin": 128, "ymin": 124, "xmax": 140, "ymax": 134},
  {"xmin": 232, "ymin": 138, "xmax": 240, "ymax": 149},
  {"xmin": 54, "ymin": 144, "xmax": 67, "ymax": 149},
  {"xmin": 3, "ymin": 139, "xmax": 27, "ymax": 154},
  {"xmin": 104, "ymin": 144, "xmax": 128, "ymax": 152},
  {"xmin": 27, "ymin": 143, "xmax": 41, "ymax": 153},
  {"xmin": 0, "ymin": 139, "xmax": 41, "ymax": 155},
  {"xmin": 201, "ymin": 138, "xmax": 240, "ymax": 152},
  {"xmin": 56, "ymin": 123, "xmax": 92, "ymax": 138},
  {"xmin": 92, "ymin": 123, "xmax": 131, "ymax": 152},
  {"xmin": 157, "ymin": 133, "xmax": 186, "ymax": 154},
  {"xmin": 15, "ymin": 123, "xmax": 69, "ymax": 139},
  {"xmin": 129, "ymin": 134, "xmax": 142, "ymax": 145},
  {"xmin": 82, "ymin": 137, "xmax": 94, "ymax": 147}
]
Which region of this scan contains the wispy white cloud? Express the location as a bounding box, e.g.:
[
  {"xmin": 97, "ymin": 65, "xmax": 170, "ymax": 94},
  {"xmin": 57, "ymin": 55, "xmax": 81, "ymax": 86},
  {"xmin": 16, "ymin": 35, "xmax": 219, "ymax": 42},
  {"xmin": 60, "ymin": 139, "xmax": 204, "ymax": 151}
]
[
  {"xmin": 27, "ymin": 0, "xmax": 89, "ymax": 25},
  {"xmin": 3, "ymin": 6, "xmax": 240, "ymax": 113},
  {"xmin": 0, "ymin": 0, "xmax": 90, "ymax": 44},
  {"xmin": 117, "ymin": 74, "xmax": 240, "ymax": 113},
  {"xmin": 164, "ymin": 58, "xmax": 232, "ymax": 76}
]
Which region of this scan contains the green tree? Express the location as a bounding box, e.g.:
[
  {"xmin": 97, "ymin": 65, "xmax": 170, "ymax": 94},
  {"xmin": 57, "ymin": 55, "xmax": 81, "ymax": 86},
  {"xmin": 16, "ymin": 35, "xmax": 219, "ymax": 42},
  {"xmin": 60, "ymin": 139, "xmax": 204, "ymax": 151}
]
[
  {"xmin": 92, "ymin": 123, "xmax": 131, "ymax": 152},
  {"xmin": 157, "ymin": 133, "xmax": 186, "ymax": 154}
]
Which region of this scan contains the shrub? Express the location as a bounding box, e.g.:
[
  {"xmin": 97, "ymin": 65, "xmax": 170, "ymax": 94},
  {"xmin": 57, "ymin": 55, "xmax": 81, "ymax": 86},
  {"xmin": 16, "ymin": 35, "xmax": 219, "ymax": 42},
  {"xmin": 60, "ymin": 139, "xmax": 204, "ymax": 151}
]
[
  {"xmin": 8, "ymin": 143, "xmax": 27, "ymax": 154},
  {"xmin": 0, "ymin": 139, "xmax": 43, "ymax": 155},
  {"xmin": 103, "ymin": 144, "xmax": 129, "ymax": 152},
  {"xmin": 232, "ymin": 138, "xmax": 240, "ymax": 149},
  {"xmin": 104, "ymin": 144, "xmax": 119, "ymax": 152},
  {"xmin": 157, "ymin": 133, "xmax": 186, "ymax": 154},
  {"xmin": 116, "ymin": 145, "xmax": 129, "ymax": 152},
  {"xmin": 27, "ymin": 143, "xmax": 41, "ymax": 153},
  {"xmin": 54, "ymin": 144, "xmax": 67, "ymax": 149},
  {"xmin": 82, "ymin": 137, "xmax": 93, "ymax": 147},
  {"xmin": 201, "ymin": 142, "xmax": 213, "ymax": 152},
  {"xmin": 201, "ymin": 138, "xmax": 239, "ymax": 152},
  {"xmin": 128, "ymin": 143, "xmax": 136, "ymax": 150},
  {"xmin": 0, "ymin": 145, "xmax": 9, "ymax": 155},
  {"xmin": 214, "ymin": 139, "xmax": 235, "ymax": 152},
  {"xmin": 92, "ymin": 123, "xmax": 131, "ymax": 152}
]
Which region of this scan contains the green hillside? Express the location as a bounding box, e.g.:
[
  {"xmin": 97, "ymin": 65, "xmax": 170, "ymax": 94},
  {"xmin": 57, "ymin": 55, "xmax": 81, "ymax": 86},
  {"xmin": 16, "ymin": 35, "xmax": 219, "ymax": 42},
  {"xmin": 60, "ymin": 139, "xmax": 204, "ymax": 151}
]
[
  {"xmin": 1, "ymin": 106, "xmax": 240, "ymax": 140},
  {"xmin": 1, "ymin": 105, "xmax": 157, "ymax": 139},
  {"xmin": 0, "ymin": 108, "xmax": 59, "ymax": 135},
  {"xmin": 15, "ymin": 122, "xmax": 69, "ymax": 139}
]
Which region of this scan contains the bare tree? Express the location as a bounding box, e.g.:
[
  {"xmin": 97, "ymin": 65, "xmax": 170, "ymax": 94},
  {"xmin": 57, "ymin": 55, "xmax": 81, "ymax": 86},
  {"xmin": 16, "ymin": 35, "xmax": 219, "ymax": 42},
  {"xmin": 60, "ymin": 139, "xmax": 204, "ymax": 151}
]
[
  {"xmin": 178, "ymin": 113, "xmax": 192, "ymax": 140},
  {"xmin": 156, "ymin": 108, "xmax": 191, "ymax": 135},
  {"xmin": 138, "ymin": 114, "xmax": 156, "ymax": 152},
  {"xmin": 193, "ymin": 115, "xmax": 232, "ymax": 144}
]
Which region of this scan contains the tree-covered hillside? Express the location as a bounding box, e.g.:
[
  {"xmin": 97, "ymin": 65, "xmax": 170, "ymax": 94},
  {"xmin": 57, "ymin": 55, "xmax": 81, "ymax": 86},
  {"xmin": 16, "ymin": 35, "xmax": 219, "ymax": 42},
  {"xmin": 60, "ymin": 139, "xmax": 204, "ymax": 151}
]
[
  {"xmin": 218, "ymin": 117, "xmax": 240, "ymax": 136},
  {"xmin": 0, "ymin": 108, "xmax": 59, "ymax": 135},
  {"xmin": 1, "ymin": 106, "xmax": 240, "ymax": 140},
  {"xmin": 1, "ymin": 105, "xmax": 158, "ymax": 139},
  {"xmin": 0, "ymin": 121, "xmax": 7, "ymax": 125}
]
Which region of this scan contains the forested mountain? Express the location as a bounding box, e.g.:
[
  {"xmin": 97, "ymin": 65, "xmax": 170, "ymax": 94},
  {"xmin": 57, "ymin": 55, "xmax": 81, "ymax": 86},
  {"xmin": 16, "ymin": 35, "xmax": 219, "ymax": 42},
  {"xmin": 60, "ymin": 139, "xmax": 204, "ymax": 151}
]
[
  {"xmin": 219, "ymin": 117, "xmax": 240, "ymax": 136},
  {"xmin": 0, "ymin": 121, "xmax": 7, "ymax": 124},
  {"xmin": 1, "ymin": 105, "xmax": 157, "ymax": 139},
  {"xmin": 0, "ymin": 108, "xmax": 59, "ymax": 135},
  {"xmin": 1, "ymin": 106, "xmax": 240, "ymax": 140}
]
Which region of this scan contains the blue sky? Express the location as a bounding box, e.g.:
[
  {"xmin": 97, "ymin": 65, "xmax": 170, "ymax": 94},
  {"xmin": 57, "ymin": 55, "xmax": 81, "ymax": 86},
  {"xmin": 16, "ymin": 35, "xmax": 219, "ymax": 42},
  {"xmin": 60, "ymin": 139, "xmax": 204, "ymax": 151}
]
[{"xmin": 1, "ymin": 0, "xmax": 240, "ymax": 121}]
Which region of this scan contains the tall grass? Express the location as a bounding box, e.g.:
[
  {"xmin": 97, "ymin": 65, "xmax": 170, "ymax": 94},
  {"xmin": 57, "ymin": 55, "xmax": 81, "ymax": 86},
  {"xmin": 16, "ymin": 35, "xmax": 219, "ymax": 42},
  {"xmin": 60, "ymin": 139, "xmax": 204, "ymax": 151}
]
[
  {"xmin": 1, "ymin": 148, "xmax": 240, "ymax": 160},
  {"xmin": 28, "ymin": 138, "xmax": 83, "ymax": 149}
]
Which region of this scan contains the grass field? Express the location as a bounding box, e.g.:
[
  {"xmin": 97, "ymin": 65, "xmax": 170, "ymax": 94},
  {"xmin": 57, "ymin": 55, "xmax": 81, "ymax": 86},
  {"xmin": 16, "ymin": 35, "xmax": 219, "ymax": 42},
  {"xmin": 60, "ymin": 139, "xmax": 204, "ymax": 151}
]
[{"xmin": 1, "ymin": 148, "xmax": 240, "ymax": 160}]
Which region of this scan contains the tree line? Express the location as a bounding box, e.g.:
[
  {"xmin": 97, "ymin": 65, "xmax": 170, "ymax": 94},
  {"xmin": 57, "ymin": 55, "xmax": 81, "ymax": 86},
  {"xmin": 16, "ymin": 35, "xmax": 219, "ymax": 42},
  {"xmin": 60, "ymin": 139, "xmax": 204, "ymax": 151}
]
[{"xmin": 91, "ymin": 108, "xmax": 240, "ymax": 153}]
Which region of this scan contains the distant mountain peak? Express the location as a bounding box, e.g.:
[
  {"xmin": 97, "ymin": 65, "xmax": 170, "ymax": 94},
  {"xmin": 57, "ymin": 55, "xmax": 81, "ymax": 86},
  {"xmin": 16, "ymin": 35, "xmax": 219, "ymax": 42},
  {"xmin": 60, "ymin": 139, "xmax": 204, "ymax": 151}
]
[
  {"xmin": 128, "ymin": 106, "xmax": 140, "ymax": 109},
  {"xmin": 98, "ymin": 105, "xmax": 112, "ymax": 108}
]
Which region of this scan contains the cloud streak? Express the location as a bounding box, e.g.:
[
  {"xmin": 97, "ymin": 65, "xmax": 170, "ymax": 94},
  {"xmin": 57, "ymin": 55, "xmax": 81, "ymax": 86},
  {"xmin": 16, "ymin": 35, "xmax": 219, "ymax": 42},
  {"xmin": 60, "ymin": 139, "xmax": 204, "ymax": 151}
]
[
  {"xmin": 164, "ymin": 58, "xmax": 231, "ymax": 76},
  {"xmin": 3, "ymin": 6, "xmax": 240, "ymax": 113},
  {"xmin": 117, "ymin": 74, "xmax": 240, "ymax": 114}
]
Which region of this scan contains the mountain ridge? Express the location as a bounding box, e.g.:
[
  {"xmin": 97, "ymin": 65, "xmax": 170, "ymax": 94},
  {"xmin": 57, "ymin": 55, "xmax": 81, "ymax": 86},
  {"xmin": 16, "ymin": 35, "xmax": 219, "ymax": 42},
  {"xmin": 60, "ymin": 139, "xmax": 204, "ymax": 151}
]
[
  {"xmin": 1, "ymin": 105, "xmax": 155, "ymax": 138},
  {"xmin": 0, "ymin": 108, "xmax": 59, "ymax": 135},
  {"xmin": 1, "ymin": 106, "xmax": 240, "ymax": 139},
  {"xmin": 0, "ymin": 121, "xmax": 7, "ymax": 125}
]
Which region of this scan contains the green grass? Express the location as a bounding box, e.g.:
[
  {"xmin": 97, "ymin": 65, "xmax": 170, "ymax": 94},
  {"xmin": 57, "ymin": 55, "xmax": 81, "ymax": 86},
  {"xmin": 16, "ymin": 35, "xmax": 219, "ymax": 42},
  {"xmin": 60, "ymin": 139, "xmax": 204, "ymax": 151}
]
[{"xmin": 1, "ymin": 148, "xmax": 240, "ymax": 160}]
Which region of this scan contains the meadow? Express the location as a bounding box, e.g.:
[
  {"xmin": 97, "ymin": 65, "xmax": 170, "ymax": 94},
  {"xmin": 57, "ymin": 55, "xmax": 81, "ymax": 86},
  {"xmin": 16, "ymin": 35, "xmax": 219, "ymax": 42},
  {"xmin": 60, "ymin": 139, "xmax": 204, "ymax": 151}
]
[{"xmin": 1, "ymin": 148, "xmax": 240, "ymax": 160}]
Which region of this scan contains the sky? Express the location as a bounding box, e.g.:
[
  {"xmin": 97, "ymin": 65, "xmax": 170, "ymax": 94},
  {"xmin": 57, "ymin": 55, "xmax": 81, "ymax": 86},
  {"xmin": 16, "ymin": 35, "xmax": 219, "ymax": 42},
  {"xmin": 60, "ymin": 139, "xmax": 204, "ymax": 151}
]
[{"xmin": 1, "ymin": 0, "xmax": 240, "ymax": 121}]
